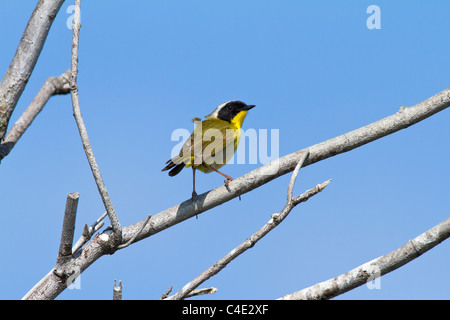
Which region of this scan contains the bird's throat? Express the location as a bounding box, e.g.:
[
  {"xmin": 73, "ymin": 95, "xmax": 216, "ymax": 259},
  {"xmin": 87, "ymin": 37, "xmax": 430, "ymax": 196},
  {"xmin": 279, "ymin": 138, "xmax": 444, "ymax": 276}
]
[{"xmin": 231, "ymin": 110, "xmax": 248, "ymax": 129}]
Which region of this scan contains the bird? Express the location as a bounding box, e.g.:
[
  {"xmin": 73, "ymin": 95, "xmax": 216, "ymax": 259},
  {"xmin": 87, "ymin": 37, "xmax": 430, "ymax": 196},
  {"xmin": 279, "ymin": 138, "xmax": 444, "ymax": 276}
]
[{"xmin": 162, "ymin": 100, "xmax": 255, "ymax": 198}]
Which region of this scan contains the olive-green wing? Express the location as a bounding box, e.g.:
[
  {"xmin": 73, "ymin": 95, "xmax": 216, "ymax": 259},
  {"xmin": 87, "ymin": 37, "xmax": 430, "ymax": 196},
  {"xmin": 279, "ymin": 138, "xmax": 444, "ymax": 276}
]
[{"xmin": 174, "ymin": 119, "xmax": 235, "ymax": 165}]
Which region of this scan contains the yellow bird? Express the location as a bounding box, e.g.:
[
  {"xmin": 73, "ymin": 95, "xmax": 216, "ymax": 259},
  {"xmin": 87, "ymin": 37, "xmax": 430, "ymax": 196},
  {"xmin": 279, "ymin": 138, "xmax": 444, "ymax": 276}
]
[{"xmin": 162, "ymin": 101, "xmax": 255, "ymax": 197}]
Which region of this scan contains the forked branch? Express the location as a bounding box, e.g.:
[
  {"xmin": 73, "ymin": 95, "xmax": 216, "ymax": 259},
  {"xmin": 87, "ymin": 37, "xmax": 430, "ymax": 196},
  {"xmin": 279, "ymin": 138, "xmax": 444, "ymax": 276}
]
[
  {"xmin": 166, "ymin": 150, "xmax": 331, "ymax": 300},
  {"xmin": 0, "ymin": 0, "xmax": 66, "ymax": 141},
  {"xmin": 23, "ymin": 86, "xmax": 450, "ymax": 299},
  {"xmin": 71, "ymin": 211, "xmax": 107, "ymax": 254},
  {"xmin": 0, "ymin": 70, "xmax": 70, "ymax": 161},
  {"xmin": 69, "ymin": 0, "xmax": 122, "ymax": 243}
]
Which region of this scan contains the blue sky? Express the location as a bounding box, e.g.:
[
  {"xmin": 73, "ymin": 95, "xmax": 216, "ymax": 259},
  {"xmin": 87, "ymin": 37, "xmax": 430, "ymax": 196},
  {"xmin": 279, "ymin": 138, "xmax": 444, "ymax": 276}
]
[{"xmin": 1, "ymin": 1, "xmax": 449, "ymax": 300}]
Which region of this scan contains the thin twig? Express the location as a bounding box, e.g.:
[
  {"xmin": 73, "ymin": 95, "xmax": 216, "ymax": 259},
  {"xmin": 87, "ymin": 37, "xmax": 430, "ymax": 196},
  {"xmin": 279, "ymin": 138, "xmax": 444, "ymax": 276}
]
[
  {"xmin": 58, "ymin": 193, "xmax": 79, "ymax": 257},
  {"xmin": 160, "ymin": 286, "xmax": 173, "ymax": 300},
  {"xmin": 0, "ymin": 70, "xmax": 70, "ymax": 161},
  {"xmin": 287, "ymin": 150, "xmax": 309, "ymax": 203},
  {"xmin": 166, "ymin": 151, "xmax": 330, "ymax": 300},
  {"xmin": 117, "ymin": 214, "xmax": 152, "ymax": 250},
  {"xmin": 278, "ymin": 217, "xmax": 450, "ymax": 300},
  {"xmin": 160, "ymin": 285, "xmax": 217, "ymax": 299},
  {"xmin": 185, "ymin": 287, "xmax": 218, "ymax": 298},
  {"xmin": 71, "ymin": 211, "xmax": 108, "ymax": 254},
  {"xmin": 69, "ymin": 0, "xmax": 122, "ymax": 242}
]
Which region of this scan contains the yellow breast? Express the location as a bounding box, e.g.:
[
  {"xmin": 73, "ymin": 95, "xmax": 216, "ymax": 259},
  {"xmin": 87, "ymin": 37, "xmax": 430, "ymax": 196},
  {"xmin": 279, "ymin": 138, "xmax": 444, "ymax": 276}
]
[
  {"xmin": 230, "ymin": 110, "xmax": 249, "ymax": 130},
  {"xmin": 186, "ymin": 110, "xmax": 249, "ymax": 173}
]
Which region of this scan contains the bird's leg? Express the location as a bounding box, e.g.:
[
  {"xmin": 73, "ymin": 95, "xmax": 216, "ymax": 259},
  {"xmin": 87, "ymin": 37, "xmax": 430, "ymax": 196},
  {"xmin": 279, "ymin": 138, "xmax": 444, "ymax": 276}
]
[
  {"xmin": 192, "ymin": 167, "xmax": 199, "ymax": 219},
  {"xmin": 203, "ymin": 164, "xmax": 240, "ymax": 200},
  {"xmin": 204, "ymin": 164, "xmax": 233, "ymax": 184},
  {"xmin": 192, "ymin": 167, "xmax": 198, "ymax": 199}
]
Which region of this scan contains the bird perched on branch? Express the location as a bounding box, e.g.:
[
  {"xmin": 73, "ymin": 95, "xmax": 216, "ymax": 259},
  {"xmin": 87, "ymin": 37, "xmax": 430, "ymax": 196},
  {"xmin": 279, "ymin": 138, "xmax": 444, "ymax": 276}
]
[{"xmin": 162, "ymin": 100, "xmax": 255, "ymax": 198}]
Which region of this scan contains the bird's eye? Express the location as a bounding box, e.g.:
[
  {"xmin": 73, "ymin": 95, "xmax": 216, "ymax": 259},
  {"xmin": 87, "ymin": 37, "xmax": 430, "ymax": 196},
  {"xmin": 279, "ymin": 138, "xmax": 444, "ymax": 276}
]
[{"xmin": 227, "ymin": 105, "xmax": 233, "ymax": 110}]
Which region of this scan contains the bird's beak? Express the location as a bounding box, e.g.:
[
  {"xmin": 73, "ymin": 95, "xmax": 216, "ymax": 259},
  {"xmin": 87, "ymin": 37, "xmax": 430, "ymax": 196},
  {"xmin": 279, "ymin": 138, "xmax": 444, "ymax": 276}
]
[{"xmin": 244, "ymin": 104, "xmax": 256, "ymax": 111}]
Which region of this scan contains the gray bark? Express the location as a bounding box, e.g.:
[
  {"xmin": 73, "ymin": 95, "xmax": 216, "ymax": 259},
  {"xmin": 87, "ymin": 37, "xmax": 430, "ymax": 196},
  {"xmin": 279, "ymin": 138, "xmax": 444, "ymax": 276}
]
[
  {"xmin": 278, "ymin": 217, "xmax": 450, "ymax": 300},
  {"xmin": 0, "ymin": 0, "xmax": 66, "ymax": 141},
  {"xmin": 23, "ymin": 87, "xmax": 450, "ymax": 300}
]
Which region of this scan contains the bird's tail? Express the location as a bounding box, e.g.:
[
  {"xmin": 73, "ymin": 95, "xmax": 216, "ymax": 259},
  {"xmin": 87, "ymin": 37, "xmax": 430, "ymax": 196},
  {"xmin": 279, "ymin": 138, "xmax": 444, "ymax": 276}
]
[{"xmin": 162, "ymin": 158, "xmax": 185, "ymax": 176}]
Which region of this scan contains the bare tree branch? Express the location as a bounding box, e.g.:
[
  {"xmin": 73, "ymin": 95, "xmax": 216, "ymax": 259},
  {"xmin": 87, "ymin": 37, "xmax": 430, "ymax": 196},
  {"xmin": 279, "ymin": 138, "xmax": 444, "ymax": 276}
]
[
  {"xmin": 71, "ymin": 211, "xmax": 107, "ymax": 255},
  {"xmin": 166, "ymin": 151, "xmax": 331, "ymax": 300},
  {"xmin": 160, "ymin": 285, "xmax": 217, "ymax": 299},
  {"xmin": 185, "ymin": 287, "xmax": 218, "ymax": 299},
  {"xmin": 0, "ymin": 0, "xmax": 66, "ymax": 141},
  {"xmin": 22, "ymin": 210, "xmax": 108, "ymax": 300},
  {"xmin": 116, "ymin": 214, "xmax": 151, "ymax": 250},
  {"xmin": 278, "ymin": 217, "xmax": 450, "ymax": 300},
  {"xmin": 287, "ymin": 149, "xmax": 308, "ymax": 203},
  {"xmin": 69, "ymin": 0, "xmax": 122, "ymax": 243},
  {"xmin": 121, "ymin": 87, "xmax": 450, "ymax": 247},
  {"xmin": 0, "ymin": 70, "xmax": 70, "ymax": 161},
  {"xmin": 23, "ymin": 87, "xmax": 450, "ymax": 300},
  {"xmin": 160, "ymin": 286, "xmax": 173, "ymax": 300},
  {"xmin": 54, "ymin": 192, "xmax": 79, "ymax": 279},
  {"xmin": 58, "ymin": 193, "xmax": 79, "ymax": 257},
  {"xmin": 113, "ymin": 280, "xmax": 122, "ymax": 300}
]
